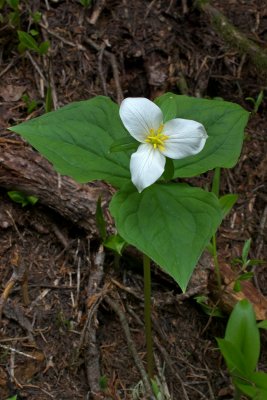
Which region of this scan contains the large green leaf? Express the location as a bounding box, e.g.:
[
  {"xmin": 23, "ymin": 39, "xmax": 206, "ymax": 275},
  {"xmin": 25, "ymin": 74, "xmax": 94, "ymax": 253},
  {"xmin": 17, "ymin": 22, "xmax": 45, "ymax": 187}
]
[
  {"xmin": 110, "ymin": 182, "xmax": 222, "ymax": 291},
  {"xmin": 155, "ymin": 93, "xmax": 249, "ymax": 177},
  {"xmin": 10, "ymin": 96, "xmax": 131, "ymax": 188},
  {"xmin": 216, "ymin": 338, "xmax": 249, "ymax": 378},
  {"xmin": 225, "ymin": 299, "xmax": 260, "ymax": 373},
  {"xmin": 236, "ymin": 372, "xmax": 267, "ymax": 399}
]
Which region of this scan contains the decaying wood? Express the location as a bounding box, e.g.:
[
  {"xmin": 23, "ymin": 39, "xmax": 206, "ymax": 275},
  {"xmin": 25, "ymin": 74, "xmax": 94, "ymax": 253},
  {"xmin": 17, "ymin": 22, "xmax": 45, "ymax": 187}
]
[
  {"xmin": 0, "ymin": 134, "xmax": 112, "ymax": 236},
  {"xmin": 210, "ymin": 263, "xmax": 267, "ymax": 320},
  {"xmin": 197, "ymin": 1, "xmax": 267, "ymax": 74}
]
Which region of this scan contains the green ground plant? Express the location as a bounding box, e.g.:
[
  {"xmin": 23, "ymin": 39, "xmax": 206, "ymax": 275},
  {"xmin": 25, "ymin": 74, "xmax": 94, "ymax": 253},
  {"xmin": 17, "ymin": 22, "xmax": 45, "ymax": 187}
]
[{"xmin": 217, "ymin": 299, "xmax": 267, "ymax": 400}]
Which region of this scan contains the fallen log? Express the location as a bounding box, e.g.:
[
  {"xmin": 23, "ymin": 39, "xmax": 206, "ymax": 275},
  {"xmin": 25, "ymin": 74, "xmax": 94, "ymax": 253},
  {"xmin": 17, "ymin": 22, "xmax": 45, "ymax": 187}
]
[
  {"xmin": 196, "ymin": 0, "xmax": 267, "ymax": 74},
  {"xmin": 0, "ymin": 133, "xmax": 112, "ymax": 237}
]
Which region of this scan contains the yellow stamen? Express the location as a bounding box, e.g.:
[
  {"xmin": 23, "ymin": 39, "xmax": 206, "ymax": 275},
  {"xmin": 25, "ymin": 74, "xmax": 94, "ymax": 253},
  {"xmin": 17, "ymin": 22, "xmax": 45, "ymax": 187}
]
[{"xmin": 145, "ymin": 124, "xmax": 168, "ymax": 151}]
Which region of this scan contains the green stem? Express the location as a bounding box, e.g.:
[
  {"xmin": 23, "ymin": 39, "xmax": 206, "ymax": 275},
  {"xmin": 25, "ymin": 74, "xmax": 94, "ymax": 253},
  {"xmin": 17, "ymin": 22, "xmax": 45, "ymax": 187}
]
[
  {"xmin": 143, "ymin": 254, "xmax": 154, "ymax": 379},
  {"xmin": 212, "ymin": 234, "xmax": 222, "ymax": 294},
  {"xmin": 211, "ymin": 167, "xmax": 222, "ymax": 294},
  {"xmin": 233, "ymin": 387, "xmax": 242, "ymax": 400},
  {"xmin": 212, "ymin": 167, "xmax": 221, "ymax": 197}
]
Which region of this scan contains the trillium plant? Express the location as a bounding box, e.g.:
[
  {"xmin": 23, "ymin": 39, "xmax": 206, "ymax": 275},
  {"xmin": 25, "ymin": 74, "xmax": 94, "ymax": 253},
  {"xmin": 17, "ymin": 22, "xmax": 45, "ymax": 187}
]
[{"xmin": 10, "ymin": 92, "xmax": 249, "ymax": 379}]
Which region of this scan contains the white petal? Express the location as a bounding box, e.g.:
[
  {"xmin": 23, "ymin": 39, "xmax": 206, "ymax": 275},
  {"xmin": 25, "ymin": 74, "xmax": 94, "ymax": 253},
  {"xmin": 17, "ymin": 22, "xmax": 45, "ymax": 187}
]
[
  {"xmin": 119, "ymin": 98, "xmax": 163, "ymax": 143},
  {"xmin": 130, "ymin": 143, "xmax": 166, "ymax": 192},
  {"xmin": 161, "ymin": 118, "xmax": 208, "ymax": 159}
]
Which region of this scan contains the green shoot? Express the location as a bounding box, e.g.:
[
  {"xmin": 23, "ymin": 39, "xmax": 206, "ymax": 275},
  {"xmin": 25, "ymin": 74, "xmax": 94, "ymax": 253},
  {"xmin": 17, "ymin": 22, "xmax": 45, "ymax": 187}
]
[
  {"xmin": 231, "ymin": 239, "xmax": 265, "ymax": 292},
  {"xmin": 245, "ymin": 90, "xmax": 264, "ymax": 114},
  {"xmin": 45, "ymin": 86, "xmax": 53, "ymax": 113},
  {"xmin": 21, "ymin": 93, "xmax": 40, "ymax": 114},
  {"xmin": 195, "ymin": 295, "xmax": 224, "ymax": 317},
  {"xmin": 7, "ymin": 191, "xmax": 38, "ymax": 207},
  {"xmin": 99, "ymin": 375, "xmax": 108, "ymax": 391},
  {"xmin": 80, "ymin": 0, "xmax": 92, "ymax": 7},
  {"xmin": 18, "ymin": 30, "xmax": 50, "ymax": 55}
]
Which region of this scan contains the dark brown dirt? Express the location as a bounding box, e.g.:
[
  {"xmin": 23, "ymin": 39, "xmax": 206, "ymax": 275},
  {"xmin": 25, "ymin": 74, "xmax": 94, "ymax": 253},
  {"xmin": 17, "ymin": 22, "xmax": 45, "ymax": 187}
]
[{"xmin": 0, "ymin": 1, "xmax": 266, "ymax": 399}]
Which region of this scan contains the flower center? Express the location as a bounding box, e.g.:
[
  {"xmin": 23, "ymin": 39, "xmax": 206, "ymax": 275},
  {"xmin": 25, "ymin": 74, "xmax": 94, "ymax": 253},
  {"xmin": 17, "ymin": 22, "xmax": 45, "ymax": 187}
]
[{"xmin": 145, "ymin": 124, "xmax": 168, "ymax": 151}]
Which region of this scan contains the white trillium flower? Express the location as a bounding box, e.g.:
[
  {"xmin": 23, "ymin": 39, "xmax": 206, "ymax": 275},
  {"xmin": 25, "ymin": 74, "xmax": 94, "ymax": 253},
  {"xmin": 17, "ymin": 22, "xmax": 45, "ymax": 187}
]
[{"xmin": 119, "ymin": 97, "xmax": 208, "ymax": 193}]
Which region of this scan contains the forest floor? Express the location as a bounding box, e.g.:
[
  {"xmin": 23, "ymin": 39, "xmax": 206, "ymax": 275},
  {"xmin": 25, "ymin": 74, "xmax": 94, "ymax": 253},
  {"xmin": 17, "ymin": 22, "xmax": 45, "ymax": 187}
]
[{"xmin": 0, "ymin": 0, "xmax": 266, "ymax": 399}]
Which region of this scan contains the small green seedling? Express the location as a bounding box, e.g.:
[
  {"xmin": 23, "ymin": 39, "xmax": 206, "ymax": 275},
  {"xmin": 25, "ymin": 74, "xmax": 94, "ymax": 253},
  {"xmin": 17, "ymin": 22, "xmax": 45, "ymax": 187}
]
[
  {"xmin": 18, "ymin": 30, "xmax": 50, "ymax": 55},
  {"xmin": 96, "ymin": 197, "xmax": 127, "ymax": 255},
  {"xmin": 21, "ymin": 94, "xmax": 39, "ymax": 114},
  {"xmin": 194, "ymin": 295, "xmax": 223, "ymax": 317},
  {"xmin": 80, "ymin": 0, "xmax": 92, "ymax": 7},
  {"xmin": 99, "ymin": 375, "xmax": 108, "ymax": 391},
  {"xmin": 217, "ymin": 299, "xmax": 267, "ymax": 400},
  {"xmin": 246, "ymin": 90, "xmax": 264, "ymax": 114},
  {"xmin": 232, "ymin": 239, "xmax": 265, "ymax": 292},
  {"xmin": 6, "ymin": 396, "xmax": 17, "ymax": 400},
  {"xmin": 0, "ymin": 0, "xmax": 20, "ymax": 27},
  {"xmin": 7, "ymin": 190, "xmax": 38, "ymax": 207},
  {"xmin": 31, "ymin": 10, "xmax": 42, "ymax": 24}
]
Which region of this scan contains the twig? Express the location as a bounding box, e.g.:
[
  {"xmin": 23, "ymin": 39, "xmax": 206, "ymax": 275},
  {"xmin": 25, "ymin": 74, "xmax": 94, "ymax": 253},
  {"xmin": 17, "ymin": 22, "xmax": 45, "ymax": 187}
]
[
  {"xmin": 88, "ymin": 0, "xmax": 106, "ymax": 25},
  {"xmin": 98, "ymin": 44, "xmax": 108, "ymax": 96},
  {"xmin": 26, "ymin": 51, "xmax": 46, "ymax": 83},
  {"xmin": 104, "ymin": 295, "xmax": 153, "ymax": 397},
  {"xmin": 83, "ymin": 245, "xmax": 105, "ymax": 397},
  {"xmin": 39, "ymin": 24, "xmax": 124, "ymax": 102},
  {"xmin": 154, "ymin": 336, "xmax": 190, "ymax": 400},
  {"xmin": 0, "ymin": 344, "xmax": 40, "ymax": 360},
  {"xmin": 84, "ymin": 38, "xmax": 123, "ymax": 103},
  {"xmin": 0, "ymin": 56, "xmax": 21, "ymax": 79}
]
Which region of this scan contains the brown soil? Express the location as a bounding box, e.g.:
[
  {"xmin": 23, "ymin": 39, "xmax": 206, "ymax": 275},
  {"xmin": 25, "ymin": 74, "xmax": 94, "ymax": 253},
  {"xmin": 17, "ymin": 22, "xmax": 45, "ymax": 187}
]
[{"xmin": 0, "ymin": 1, "xmax": 266, "ymax": 399}]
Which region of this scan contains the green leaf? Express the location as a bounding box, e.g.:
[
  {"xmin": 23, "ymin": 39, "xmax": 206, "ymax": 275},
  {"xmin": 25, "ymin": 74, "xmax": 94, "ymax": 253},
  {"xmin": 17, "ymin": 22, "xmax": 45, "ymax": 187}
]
[
  {"xmin": 104, "ymin": 234, "xmax": 127, "ymax": 255},
  {"xmin": 155, "ymin": 93, "xmax": 249, "ymax": 178},
  {"xmin": 216, "ymin": 338, "xmax": 250, "ymax": 377},
  {"xmin": 110, "ymin": 183, "xmax": 222, "ymax": 291},
  {"xmin": 242, "ymin": 238, "xmax": 252, "ymax": 264},
  {"xmin": 238, "ymin": 272, "xmax": 254, "ymax": 281},
  {"xmin": 6, "ymin": 0, "xmax": 19, "ymax": 9},
  {"xmin": 195, "ymin": 295, "xmax": 224, "ymax": 317},
  {"xmin": 233, "ymin": 280, "xmax": 241, "ymax": 292},
  {"xmin": 162, "ymin": 157, "xmax": 174, "ymax": 181},
  {"xmin": 219, "ymin": 194, "xmax": 238, "ymax": 218},
  {"xmin": 7, "ymin": 191, "xmax": 38, "ymax": 207},
  {"xmin": 109, "ymin": 136, "xmax": 138, "ymax": 153},
  {"xmin": 225, "ymin": 299, "xmax": 260, "ymax": 373},
  {"xmin": 38, "ymin": 40, "xmax": 50, "ymax": 55},
  {"xmin": 99, "ymin": 375, "xmax": 108, "ymax": 391},
  {"xmin": 235, "ymin": 372, "xmax": 267, "ymax": 400},
  {"xmin": 80, "ymin": 0, "xmax": 92, "ymax": 7},
  {"xmin": 9, "ymin": 96, "xmax": 131, "ymax": 188},
  {"xmin": 17, "ymin": 30, "xmax": 40, "ymax": 52},
  {"xmin": 257, "ymin": 320, "xmax": 267, "ymax": 330},
  {"xmin": 29, "ymin": 29, "xmax": 39, "ymax": 36},
  {"xmin": 32, "ymin": 11, "xmax": 42, "ymax": 23}
]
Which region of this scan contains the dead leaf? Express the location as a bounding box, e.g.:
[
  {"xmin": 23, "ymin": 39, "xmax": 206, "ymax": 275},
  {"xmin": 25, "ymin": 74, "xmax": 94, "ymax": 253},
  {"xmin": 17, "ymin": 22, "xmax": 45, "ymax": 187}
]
[{"xmin": 0, "ymin": 84, "xmax": 26, "ymax": 102}]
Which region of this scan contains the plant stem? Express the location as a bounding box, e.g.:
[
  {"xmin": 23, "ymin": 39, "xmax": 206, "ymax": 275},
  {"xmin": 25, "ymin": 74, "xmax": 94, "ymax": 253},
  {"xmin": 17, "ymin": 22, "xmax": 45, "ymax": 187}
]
[
  {"xmin": 212, "ymin": 167, "xmax": 222, "ymax": 294},
  {"xmin": 212, "ymin": 234, "xmax": 222, "ymax": 294},
  {"xmin": 143, "ymin": 254, "xmax": 154, "ymax": 379},
  {"xmin": 233, "ymin": 387, "xmax": 242, "ymax": 400},
  {"xmin": 212, "ymin": 167, "xmax": 221, "ymax": 197}
]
